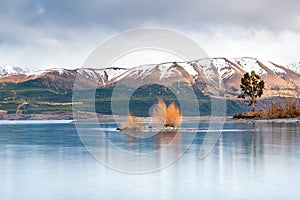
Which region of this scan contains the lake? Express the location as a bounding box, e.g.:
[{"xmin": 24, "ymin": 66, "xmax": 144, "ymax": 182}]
[{"xmin": 1, "ymin": 120, "xmax": 300, "ymax": 200}]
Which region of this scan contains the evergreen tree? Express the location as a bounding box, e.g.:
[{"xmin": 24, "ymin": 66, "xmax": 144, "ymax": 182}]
[{"xmin": 238, "ymin": 71, "xmax": 265, "ymax": 112}]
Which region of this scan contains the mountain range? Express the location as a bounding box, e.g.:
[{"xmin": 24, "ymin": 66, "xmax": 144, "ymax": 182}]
[
  {"xmin": 1, "ymin": 57, "xmax": 299, "ymax": 98},
  {"xmin": 0, "ymin": 57, "xmax": 299, "ymax": 117}
]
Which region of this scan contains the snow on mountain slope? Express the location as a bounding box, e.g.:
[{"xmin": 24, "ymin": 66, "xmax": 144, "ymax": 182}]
[
  {"xmin": 156, "ymin": 63, "xmax": 174, "ymax": 79},
  {"xmin": 211, "ymin": 58, "xmax": 235, "ymax": 80},
  {"xmin": 1, "ymin": 57, "xmax": 297, "ymax": 82},
  {"xmin": 0, "ymin": 67, "xmax": 127, "ymax": 90},
  {"xmin": 28, "ymin": 68, "xmax": 70, "ymax": 78},
  {"xmin": 29, "ymin": 67, "xmax": 126, "ymax": 82},
  {"xmin": 260, "ymin": 61, "xmax": 286, "ymax": 75},
  {"xmin": 115, "ymin": 62, "xmax": 187, "ymax": 81},
  {"xmin": 77, "ymin": 68, "xmax": 127, "ymax": 85},
  {"xmin": 26, "ymin": 67, "xmax": 126, "ymax": 81},
  {"xmin": 286, "ymin": 62, "xmax": 300, "ymax": 75},
  {"xmin": 232, "ymin": 57, "xmax": 267, "ymax": 76},
  {"xmin": 177, "ymin": 62, "xmax": 199, "ymax": 77},
  {"xmin": 0, "ymin": 65, "xmax": 27, "ymax": 77},
  {"xmin": 192, "ymin": 58, "xmax": 216, "ymax": 82},
  {"xmin": 1, "ymin": 58, "xmax": 299, "ymax": 97},
  {"xmin": 113, "ymin": 64, "xmax": 157, "ymax": 82},
  {"xmin": 102, "ymin": 67, "xmax": 127, "ymax": 81},
  {"xmin": 195, "ymin": 57, "xmax": 295, "ymax": 82},
  {"xmin": 158, "ymin": 63, "xmax": 174, "ymax": 79},
  {"xmin": 112, "ymin": 62, "xmax": 195, "ymax": 87}
]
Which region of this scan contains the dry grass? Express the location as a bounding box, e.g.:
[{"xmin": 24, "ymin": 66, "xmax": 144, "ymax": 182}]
[
  {"xmin": 152, "ymin": 98, "xmax": 182, "ymax": 128},
  {"xmin": 151, "ymin": 98, "xmax": 167, "ymax": 127},
  {"xmin": 266, "ymin": 98, "xmax": 300, "ymax": 118},
  {"xmin": 120, "ymin": 113, "xmax": 144, "ymax": 130},
  {"xmin": 234, "ymin": 98, "xmax": 300, "ymax": 119}
]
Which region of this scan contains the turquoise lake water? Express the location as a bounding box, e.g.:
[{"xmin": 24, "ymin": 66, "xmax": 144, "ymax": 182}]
[{"xmin": 0, "ymin": 121, "xmax": 300, "ymax": 200}]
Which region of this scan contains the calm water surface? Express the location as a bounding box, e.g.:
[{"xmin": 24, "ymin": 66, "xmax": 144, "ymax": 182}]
[{"xmin": 0, "ymin": 121, "xmax": 300, "ymax": 200}]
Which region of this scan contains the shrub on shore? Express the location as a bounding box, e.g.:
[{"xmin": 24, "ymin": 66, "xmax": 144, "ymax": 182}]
[
  {"xmin": 233, "ymin": 98, "xmax": 300, "ymax": 119},
  {"xmin": 267, "ymin": 98, "xmax": 300, "ymax": 118}
]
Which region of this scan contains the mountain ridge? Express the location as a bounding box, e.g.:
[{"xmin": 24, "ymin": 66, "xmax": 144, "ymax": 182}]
[
  {"xmin": 0, "ymin": 57, "xmax": 299, "ymax": 98},
  {"xmin": 1, "ymin": 57, "xmax": 299, "ymax": 76}
]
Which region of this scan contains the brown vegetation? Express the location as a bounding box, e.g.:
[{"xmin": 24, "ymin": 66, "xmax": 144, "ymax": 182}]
[
  {"xmin": 120, "ymin": 114, "xmax": 144, "ymax": 130},
  {"xmin": 118, "ymin": 99, "xmax": 182, "ymax": 130},
  {"xmin": 151, "ymin": 98, "xmax": 167, "ymax": 127},
  {"xmin": 267, "ymin": 98, "xmax": 300, "ymax": 118},
  {"xmin": 233, "ymin": 98, "xmax": 300, "ymax": 119}
]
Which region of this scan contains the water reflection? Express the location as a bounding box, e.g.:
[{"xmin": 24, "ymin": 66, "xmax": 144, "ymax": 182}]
[
  {"xmin": 120, "ymin": 129, "xmax": 182, "ymax": 152},
  {"xmin": 0, "ymin": 122, "xmax": 300, "ymax": 199},
  {"xmin": 94, "ymin": 129, "xmax": 188, "ymax": 173},
  {"xmin": 208, "ymin": 122, "xmax": 300, "ymax": 199}
]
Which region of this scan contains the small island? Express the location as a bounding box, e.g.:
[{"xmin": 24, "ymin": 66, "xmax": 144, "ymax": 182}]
[{"xmin": 117, "ymin": 98, "xmax": 182, "ymax": 131}]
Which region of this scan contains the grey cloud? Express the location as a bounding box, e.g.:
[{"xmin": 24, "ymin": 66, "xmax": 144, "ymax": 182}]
[
  {"xmin": 0, "ymin": 0, "xmax": 300, "ymax": 68},
  {"xmin": 1, "ymin": 0, "xmax": 300, "ymax": 33},
  {"xmin": 1, "ymin": 0, "xmax": 300, "ymax": 46}
]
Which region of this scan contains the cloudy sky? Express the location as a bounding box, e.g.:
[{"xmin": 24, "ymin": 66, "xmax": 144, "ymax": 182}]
[{"xmin": 1, "ymin": 0, "xmax": 300, "ymax": 71}]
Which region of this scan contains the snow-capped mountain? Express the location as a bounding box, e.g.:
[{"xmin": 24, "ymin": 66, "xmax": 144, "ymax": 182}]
[
  {"xmin": 0, "ymin": 65, "xmax": 28, "ymax": 77},
  {"xmin": 108, "ymin": 57, "xmax": 300, "ymax": 98},
  {"xmin": 0, "ymin": 67, "xmax": 127, "ymax": 90},
  {"xmin": 0, "ymin": 58, "xmax": 299, "ymax": 98},
  {"xmin": 27, "ymin": 67, "xmax": 126, "ymax": 82},
  {"xmin": 111, "ymin": 62, "xmax": 195, "ymax": 87},
  {"xmin": 286, "ymin": 62, "xmax": 300, "ymax": 75},
  {"xmin": 191, "ymin": 57, "xmax": 296, "ymax": 82}
]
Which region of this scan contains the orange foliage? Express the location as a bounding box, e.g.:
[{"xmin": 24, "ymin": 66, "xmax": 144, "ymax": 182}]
[
  {"xmin": 166, "ymin": 102, "xmax": 182, "ymax": 128},
  {"xmin": 152, "ymin": 98, "xmax": 182, "ymax": 128}
]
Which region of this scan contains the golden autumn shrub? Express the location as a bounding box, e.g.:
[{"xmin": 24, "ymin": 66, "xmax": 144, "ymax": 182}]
[
  {"xmin": 151, "ymin": 98, "xmax": 167, "ymax": 127},
  {"xmin": 152, "ymin": 98, "xmax": 182, "ymax": 128},
  {"xmin": 165, "ymin": 102, "xmax": 182, "ymax": 128}
]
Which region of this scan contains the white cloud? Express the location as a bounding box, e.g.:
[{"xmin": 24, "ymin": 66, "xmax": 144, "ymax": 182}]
[
  {"xmin": 1, "ymin": 0, "xmax": 300, "ymax": 69},
  {"xmin": 0, "ymin": 27, "xmax": 114, "ymax": 71},
  {"xmin": 185, "ymin": 26, "xmax": 300, "ymax": 65},
  {"xmin": 1, "ymin": 26, "xmax": 300, "ymax": 71},
  {"xmin": 110, "ymin": 49, "xmax": 185, "ymax": 68}
]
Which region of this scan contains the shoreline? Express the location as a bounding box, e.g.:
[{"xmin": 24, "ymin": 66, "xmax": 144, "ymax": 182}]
[{"xmin": 0, "ymin": 112, "xmax": 299, "ymax": 123}]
